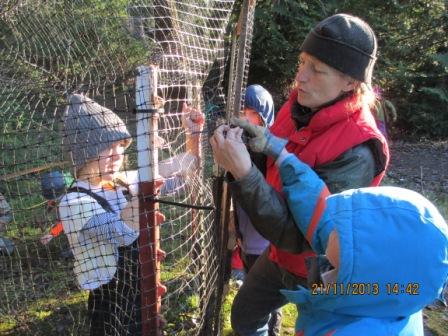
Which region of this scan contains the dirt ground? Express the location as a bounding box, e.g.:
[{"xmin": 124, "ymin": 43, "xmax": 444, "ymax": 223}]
[
  {"xmin": 387, "ymin": 140, "xmax": 448, "ymax": 195},
  {"xmin": 387, "ymin": 140, "xmax": 448, "ymax": 336}
]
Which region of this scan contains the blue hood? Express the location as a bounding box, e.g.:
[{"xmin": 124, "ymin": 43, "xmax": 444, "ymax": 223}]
[
  {"xmin": 307, "ymin": 186, "xmax": 448, "ymax": 317},
  {"xmin": 278, "ymin": 154, "xmax": 448, "ymax": 334},
  {"xmin": 244, "ymin": 84, "xmax": 274, "ymax": 127}
]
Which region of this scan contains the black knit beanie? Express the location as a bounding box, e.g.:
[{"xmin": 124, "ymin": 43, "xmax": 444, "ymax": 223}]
[{"xmin": 301, "ymin": 13, "xmax": 377, "ymax": 84}]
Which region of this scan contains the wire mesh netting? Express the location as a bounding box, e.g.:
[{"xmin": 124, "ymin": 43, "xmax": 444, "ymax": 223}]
[{"xmin": 0, "ymin": 1, "xmax": 255, "ymax": 335}]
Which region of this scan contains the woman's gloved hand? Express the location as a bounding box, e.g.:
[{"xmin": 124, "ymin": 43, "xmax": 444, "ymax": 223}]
[{"xmin": 230, "ymin": 117, "xmax": 287, "ymax": 160}]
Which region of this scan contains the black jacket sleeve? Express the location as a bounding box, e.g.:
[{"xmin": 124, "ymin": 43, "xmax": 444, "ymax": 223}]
[
  {"xmin": 229, "ymin": 164, "xmax": 306, "ymax": 252},
  {"xmin": 228, "ymin": 143, "xmax": 376, "ymax": 253},
  {"xmin": 314, "ymin": 143, "xmax": 376, "ymax": 192}
]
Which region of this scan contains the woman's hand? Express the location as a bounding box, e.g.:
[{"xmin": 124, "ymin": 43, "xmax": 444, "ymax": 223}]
[
  {"xmin": 209, "ymin": 124, "xmax": 252, "ymax": 180},
  {"xmin": 231, "ymin": 117, "xmax": 288, "ymax": 160}
]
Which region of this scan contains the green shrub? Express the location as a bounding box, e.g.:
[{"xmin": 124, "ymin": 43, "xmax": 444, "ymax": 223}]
[{"xmin": 248, "ymin": 0, "xmax": 448, "ymax": 139}]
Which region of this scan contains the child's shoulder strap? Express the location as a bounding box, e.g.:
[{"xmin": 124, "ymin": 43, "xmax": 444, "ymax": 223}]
[{"xmin": 65, "ymin": 186, "xmax": 114, "ymax": 213}]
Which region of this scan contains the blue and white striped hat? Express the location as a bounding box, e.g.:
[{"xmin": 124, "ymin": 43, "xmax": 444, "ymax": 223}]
[{"xmin": 244, "ymin": 84, "xmax": 274, "ymax": 127}]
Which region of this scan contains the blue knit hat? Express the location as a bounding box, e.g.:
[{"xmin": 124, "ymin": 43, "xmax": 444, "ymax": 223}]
[{"xmin": 244, "ymin": 85, "xmax": 274, "ymax": 127}]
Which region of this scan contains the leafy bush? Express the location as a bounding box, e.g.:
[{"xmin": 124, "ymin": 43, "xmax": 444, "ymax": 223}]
[
  {"xmin": 248, "ymin": 0, "xmax": 448, "ymax": 139},
  {"xmin": 247, "ymin": 0, "xmax": 327, "ymax": 97}
]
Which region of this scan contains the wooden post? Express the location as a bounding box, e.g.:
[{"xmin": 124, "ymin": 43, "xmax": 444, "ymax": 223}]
[
  {"xmin": 211, "ymin": 0, "xmax": 258, "ymax": 334},
  {"xmin": 135, "ymin": 65, "xmax": 165, "ymax": 336}
]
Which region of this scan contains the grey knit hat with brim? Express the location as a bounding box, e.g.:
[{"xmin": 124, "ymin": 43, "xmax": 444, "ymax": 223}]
[
  {"xmin": 63, "ymin": 94, "xmax": 131, "ymax": 168},
  {"xmin": 301, "ymin": 13, "xmax": 377, "ymax": 84}
]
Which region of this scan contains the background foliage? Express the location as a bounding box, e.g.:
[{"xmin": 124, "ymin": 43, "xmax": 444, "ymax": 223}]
[{"xmin": 247, "ymin": 0, "xmax": 448, "ymax": 139}]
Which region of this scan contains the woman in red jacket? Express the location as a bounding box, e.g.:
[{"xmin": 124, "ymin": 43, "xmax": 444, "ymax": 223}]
[{"xmin": 211, "ymin": 13, "xmax": 389, "ymax": 336}]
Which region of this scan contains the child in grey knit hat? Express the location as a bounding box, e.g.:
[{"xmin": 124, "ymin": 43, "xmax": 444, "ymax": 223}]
[
  {"xmin": 63, "ymin": 94, "xmax": 133, "ymax": 171},
  {"xmin": 41, "ymin": 93, "xmax": 203, "ymax": 244},
  {"xmin": 59, "ymin": 94, "xmax": 204, "ymax": 336},
  {"xmin": 60, "ymin": 94, "xmax": 139, "ymax": 335}
]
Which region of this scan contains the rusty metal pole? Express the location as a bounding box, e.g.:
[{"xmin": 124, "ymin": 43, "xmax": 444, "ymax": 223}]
[{"xmin": 135, "ymin": 65, "xmax": 166, "ymax": 336}]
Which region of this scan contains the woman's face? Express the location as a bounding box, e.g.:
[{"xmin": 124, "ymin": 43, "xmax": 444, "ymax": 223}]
[
  {"xmin": 97, "ymin": 140, "xmax": 127, "ymax": 181},
  {"xmin": 295, "ymin": 52, "xmax": 356, "ymax": 110}
]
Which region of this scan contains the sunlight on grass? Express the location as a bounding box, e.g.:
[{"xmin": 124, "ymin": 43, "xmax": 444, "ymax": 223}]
[
  {"xmin": 222, "ymin": 284, "xmax": 236, "ymax": 336},
  {"xmin": 222, "ymin": 282, "xmax": 298, "ymax": 336},
  {"xmin": 187, "ymin": 294, "xmax": 199, "ymax": 309},
  {"xmin": 0, "ymin": 317, "xmax": 17, "ymax": 332},
  {"xmin": 30, "ymin": 290, "xmax": 88, "ymax": 310},
  {"xmin": 31, "ymin": 310, "xmax": 52, "ymax": 320},
  {"xmin": 0, "ymin": 284, "xmax": 88, "ymax": 334},
  {"xmin": 281, "ymin": 303, "xmax": 297, "ymax": 335}
]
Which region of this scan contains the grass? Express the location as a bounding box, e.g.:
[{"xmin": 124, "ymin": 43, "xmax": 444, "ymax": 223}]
[
  {"xmin": 1, "ymin": 118, "xmax": 105, "ymax": 334},
  {"xmin": 382, "ymin": 175, "xmax": 448, "ymax": 215},
  {"xmin": 221, "ymin": 284, "xmax": 235, "ymax": 335},
  {"xmin": 424, "ymin": 307, "xmax": 448, "ymax": 336},
  {"xmin": 221, "ymin": 282, "xmax": 297, "ymax": 336},
  {"xmin": 0, "ymin": 228, "xmax": 85, "ymax": 335},
  {"xmin": 0, "ymin": 273, "xmax": 89, "ymax": 335}
]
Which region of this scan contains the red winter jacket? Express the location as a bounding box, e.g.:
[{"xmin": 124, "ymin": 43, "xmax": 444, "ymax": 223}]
[{"xmin": 266, "ymin": 90, "xmax": 389, "ymax": 278}]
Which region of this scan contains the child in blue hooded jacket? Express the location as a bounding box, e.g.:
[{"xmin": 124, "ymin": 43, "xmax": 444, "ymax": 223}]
[{"xmin": 224, "ymin": 118, "xmax": 448, "ymax": 336}]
